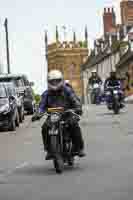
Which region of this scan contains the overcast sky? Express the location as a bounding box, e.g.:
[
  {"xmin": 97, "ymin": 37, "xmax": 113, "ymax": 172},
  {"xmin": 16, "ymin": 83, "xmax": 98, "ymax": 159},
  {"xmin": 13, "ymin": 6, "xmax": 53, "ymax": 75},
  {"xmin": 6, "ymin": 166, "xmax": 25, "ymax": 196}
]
[{"xmin": 0, "ymin": 0, "xmax": 121, "ymax": 94}]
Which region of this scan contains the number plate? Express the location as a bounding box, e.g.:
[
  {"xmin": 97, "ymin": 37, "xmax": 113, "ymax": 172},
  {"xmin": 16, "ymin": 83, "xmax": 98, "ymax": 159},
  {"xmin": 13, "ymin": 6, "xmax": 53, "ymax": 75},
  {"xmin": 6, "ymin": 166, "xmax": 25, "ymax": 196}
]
[{"xmin": 49, "ymin": 129, "xmax": 58, "ymax": 135}]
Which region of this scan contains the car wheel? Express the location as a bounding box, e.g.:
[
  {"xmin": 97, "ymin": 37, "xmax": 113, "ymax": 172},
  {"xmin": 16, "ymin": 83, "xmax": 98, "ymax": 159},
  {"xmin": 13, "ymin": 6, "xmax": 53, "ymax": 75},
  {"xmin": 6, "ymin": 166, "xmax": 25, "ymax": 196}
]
[
  {"xmin": 15, "ymin": 112, "xmax": 20, "ymax": 127},
  {"xmin": 29, "ymin": 107, "xmax": 34, "ymax": 115},
  {"xmin": 9, "ymin": 119, "xmax": 16, "ymax": 131},
  {"xmin": 22, "ymin": 113, "xmax": 25, "ymax": 120},
  {"xmin": 19, "ymin": 107, "xmax": 24, "ymax": 123},
  {"xmin": 19, "ymin": 110, "xmax": 23, "ymax": 123}
]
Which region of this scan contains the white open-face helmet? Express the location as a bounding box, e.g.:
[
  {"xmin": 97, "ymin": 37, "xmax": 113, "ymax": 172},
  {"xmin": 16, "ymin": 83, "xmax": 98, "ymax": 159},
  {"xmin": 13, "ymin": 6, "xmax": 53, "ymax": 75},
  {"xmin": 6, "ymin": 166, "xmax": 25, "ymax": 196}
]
[
  {"xmin": 91, "ymin": 69, "xmax": 97, "ymax": 73},
  {"xmin": 48, "ymin": 70, "xmax": 64, "ymax": 91},
  {"xmin": 91, "ymin": 69, "xmax": 97, "ymax": 76}
]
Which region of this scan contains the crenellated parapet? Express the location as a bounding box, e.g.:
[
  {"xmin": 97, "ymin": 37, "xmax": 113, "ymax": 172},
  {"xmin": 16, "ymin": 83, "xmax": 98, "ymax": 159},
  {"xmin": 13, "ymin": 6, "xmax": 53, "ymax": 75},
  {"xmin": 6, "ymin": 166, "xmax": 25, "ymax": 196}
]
[
  {"xmin": 45, "ymin": 26, "xmax": 88, "ymax": 52},
  {"xmin": 57, "ymin": 41, "xmax": 88, "ymax": 49}
]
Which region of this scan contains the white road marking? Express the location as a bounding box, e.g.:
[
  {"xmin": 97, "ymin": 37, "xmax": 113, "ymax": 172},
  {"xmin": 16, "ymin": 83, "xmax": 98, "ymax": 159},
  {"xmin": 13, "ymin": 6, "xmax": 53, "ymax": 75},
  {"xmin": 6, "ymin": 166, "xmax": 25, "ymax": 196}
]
[
  {"xmin": 0, "ymin": 162, "xmax": 30, "ymax": 179},
  {"xmin": 15, "ymin": 162, "xmax": 29, "ymax": 169}
]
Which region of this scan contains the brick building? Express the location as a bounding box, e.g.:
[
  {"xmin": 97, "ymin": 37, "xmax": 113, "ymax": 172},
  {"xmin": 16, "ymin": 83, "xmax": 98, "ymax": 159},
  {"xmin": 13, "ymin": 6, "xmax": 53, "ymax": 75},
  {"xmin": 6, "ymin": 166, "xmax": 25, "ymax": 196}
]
[
  {"xmin": 103, "ymin": 7, "xmax": 116, "ymax": 36},
  {"xmin": 121, "ymin": 0, "xmax": 133, "ymax": 25},
  {"xmin": 45, "ymin": 27, "xmax": 89, "ymax": 99}
]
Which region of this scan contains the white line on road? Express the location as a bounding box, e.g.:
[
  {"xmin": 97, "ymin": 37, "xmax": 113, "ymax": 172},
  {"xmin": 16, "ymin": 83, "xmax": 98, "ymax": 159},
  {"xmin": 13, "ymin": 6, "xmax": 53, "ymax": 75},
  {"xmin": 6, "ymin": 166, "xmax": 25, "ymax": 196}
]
[
  {"xmin": 0, "ymin": 162, "xmax": 30, "ymax": 179},
  {"xmin": 15, "ymin": 162, "xmax": 29, "ymax": 169}
]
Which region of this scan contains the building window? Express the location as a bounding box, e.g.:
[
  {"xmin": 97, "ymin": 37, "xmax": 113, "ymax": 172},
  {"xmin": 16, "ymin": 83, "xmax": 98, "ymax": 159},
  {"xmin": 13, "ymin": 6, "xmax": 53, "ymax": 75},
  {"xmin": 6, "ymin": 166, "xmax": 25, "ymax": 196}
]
[{"xmin": 69, "ymin": 63, "xmax": 76, "ymax": 80}]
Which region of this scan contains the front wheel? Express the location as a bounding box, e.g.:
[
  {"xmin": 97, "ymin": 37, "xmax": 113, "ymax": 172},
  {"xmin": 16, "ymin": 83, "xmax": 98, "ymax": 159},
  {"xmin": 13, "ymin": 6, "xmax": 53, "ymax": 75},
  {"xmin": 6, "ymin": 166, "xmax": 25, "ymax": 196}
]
[
  {"xmin": 50, "ymin": 135, "xmax": 60, "ymax": 153},
  {"xmin": 53, "ymin": 157, "xmax": 64, "ymax": 174},
  {"xmin": 91, "ymin": 92, "xmax": 95, "ymax": 104},
  {"xmin": 113, "ymin": 100, "xmax": 120, "ymax": 115}
]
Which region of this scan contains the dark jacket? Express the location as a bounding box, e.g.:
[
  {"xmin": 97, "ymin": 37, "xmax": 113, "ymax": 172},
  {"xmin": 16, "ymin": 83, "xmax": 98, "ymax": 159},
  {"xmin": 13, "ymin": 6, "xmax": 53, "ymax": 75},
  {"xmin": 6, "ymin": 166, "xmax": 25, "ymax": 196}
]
[
  {"xmin": 104, "ymin": 77, "xmax": 121, "ymax": 90},
  {"xmin": 88, "ymin": 76, "xmax": 102, "ymax": 86},
  {"xmin": 39, "ymin": 85, "xmax": 82, "ymax": 114}
]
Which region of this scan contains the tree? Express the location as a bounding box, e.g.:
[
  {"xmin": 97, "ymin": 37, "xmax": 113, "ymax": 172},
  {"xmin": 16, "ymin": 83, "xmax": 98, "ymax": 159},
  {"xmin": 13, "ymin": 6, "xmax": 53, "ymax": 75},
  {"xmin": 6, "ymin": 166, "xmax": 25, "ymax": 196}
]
[{"xmin": 34, "ymin": 94, "xmax": 41, "ymax": 104}]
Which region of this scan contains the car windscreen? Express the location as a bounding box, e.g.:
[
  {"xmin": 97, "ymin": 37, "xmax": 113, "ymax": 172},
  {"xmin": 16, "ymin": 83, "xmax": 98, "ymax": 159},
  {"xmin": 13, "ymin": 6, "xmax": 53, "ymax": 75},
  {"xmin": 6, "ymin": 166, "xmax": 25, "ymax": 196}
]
[
  {"xmin": 0, "ymin": 85, "xmax": 7, "ymax": 98},
  {"xmin": 0, "ymin": 77, "xmax": 23, "ymax": 87}
]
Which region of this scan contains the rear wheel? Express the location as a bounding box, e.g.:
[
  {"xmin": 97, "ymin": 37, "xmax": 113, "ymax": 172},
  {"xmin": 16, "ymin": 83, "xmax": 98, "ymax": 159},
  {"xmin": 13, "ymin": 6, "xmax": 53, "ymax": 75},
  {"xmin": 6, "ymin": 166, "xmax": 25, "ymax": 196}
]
[{"xmin": 15, "ymin": 112, "xmax": 19, "ymax": 127}]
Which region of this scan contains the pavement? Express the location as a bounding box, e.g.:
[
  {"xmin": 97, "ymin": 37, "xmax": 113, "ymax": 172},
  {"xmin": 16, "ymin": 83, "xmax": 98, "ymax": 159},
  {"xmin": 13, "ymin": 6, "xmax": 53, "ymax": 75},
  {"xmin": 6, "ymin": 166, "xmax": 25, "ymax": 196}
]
[{"xmin": 0, "ymin": 105, "xmax": 133, "ymax": 199}]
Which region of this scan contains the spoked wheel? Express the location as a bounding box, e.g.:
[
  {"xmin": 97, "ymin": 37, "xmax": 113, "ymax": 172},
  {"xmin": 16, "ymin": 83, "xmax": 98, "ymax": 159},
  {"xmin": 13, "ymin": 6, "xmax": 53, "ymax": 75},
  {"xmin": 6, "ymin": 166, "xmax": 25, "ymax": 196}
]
[{"xmin": 53, "ymin": 157, "xmax": 64, "ymax": 174}]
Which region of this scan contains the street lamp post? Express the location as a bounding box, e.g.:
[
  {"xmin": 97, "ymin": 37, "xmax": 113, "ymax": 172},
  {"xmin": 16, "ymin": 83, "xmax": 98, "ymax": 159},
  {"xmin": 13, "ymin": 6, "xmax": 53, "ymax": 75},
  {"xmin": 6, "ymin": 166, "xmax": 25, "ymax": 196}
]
[{"xmin": 4, "ymin": 18, "xmax": 11, "ymax": 74}]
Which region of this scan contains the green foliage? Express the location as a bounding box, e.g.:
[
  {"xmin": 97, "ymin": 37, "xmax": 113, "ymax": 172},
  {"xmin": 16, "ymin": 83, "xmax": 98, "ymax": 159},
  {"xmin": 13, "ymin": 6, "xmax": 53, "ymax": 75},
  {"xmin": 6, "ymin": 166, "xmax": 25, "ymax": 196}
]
[
  {"xmin": 120, "ymin": 41, "xmax": 129, "ymax": 48},
  {"xmin": 34, "ymin": 94, "xmax": 41, "ymax": 104},
  {"xmin": 111, "ymin": 41, "xmax": 120, "ymax": 52},
  {"xmin": 111, "ymin": 41, "xmax": 129, "ymax": 52},
  {"xmin": 79, "ymin": 41, "xmax": 88, "ymax": 48},
  {"xmin": 32, "ymin": 89, "xmax": 41, "ymax": 104}
]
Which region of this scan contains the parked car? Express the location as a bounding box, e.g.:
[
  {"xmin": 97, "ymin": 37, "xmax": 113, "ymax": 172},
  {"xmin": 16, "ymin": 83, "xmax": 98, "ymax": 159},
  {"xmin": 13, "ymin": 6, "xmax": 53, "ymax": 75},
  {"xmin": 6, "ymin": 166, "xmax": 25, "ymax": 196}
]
[
  {"xmin": 3, "ymin": 82, "xmax": 25, "ymax": 122},
  {"xmin": 0, "ymin": 73, "xmax": 35, "ymax": 116},
  {"xmin": 21, "ymin": 75, "xmax": 35, "ymax": 114},
  {"xmin": 0, "ymin": 83, "xmax": 19, "ymax": 131},
  {"xmin": 24, "ymin": 88, "xmax": 36, "ymax": 114}
]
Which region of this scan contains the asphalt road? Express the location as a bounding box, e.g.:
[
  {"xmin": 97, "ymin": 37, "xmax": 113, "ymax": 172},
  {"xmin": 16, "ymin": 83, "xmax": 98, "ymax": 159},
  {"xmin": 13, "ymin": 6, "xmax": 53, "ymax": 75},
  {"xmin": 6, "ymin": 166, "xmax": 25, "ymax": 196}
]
[{"xmin": 0, "ymin": 105, "xmax": 133, "ymax": 200}]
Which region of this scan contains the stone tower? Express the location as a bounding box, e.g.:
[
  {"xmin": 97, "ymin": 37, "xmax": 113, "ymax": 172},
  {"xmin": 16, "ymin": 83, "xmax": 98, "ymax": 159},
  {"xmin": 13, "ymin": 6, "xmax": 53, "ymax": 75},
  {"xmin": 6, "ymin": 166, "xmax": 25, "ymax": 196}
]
[{"xmin": 45, "ymin": 27, "xmax": 89, "ymax": 98}]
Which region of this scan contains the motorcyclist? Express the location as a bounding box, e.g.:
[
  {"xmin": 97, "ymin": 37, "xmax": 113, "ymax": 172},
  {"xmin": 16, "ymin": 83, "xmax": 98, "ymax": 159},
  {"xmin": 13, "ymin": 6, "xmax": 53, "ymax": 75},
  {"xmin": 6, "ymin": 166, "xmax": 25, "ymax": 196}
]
[
  {"xmin": 88, "ymin": 70, "xmax": 102, "ymax": 87},
  {"xmin": 104, "ymin": 71, "xmax": 125, "ymax": 107},
  {"xmin": 104, "ymin": 71, "xmax": 121, "ymax": 90},
  {"xmin": 88, "ymin": 70, "xmax": 102, "ymax": 104},
  {"xmin": 35, "ymin": 70, "xmax": 85, "ymax": 160}
]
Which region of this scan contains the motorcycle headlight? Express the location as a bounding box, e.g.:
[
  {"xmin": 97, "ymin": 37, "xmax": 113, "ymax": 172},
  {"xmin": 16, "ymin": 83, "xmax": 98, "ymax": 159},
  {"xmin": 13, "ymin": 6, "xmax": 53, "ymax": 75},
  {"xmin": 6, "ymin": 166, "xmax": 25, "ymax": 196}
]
[
  {"xmin": 93, "ymin": 84, "xmax": 99, "ymax": 89},
  {"xmin": 113, "ymin": 90, "xmax": 118, "ymax": 94},
  {"xmin": 50, "ymin": 114, "xmax": 60, "ymax": 123},
  {"xmin": 0, "ymin": 104, "xmax": 10, "ymax": 114}
]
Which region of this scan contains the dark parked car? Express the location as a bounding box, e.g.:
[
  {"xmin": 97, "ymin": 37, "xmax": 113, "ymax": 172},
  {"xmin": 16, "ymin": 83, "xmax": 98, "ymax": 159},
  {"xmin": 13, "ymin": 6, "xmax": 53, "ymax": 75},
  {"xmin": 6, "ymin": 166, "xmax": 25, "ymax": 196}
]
[
  {"xmin": 3, "ymin": 82, "xmax": 25, "ymax": 123},
  {"xmin": 24, "ymin": 88, "xmax": 35, "ymax": 114},
  {"xmin": 0, "ymin": 83, "xmax": 19, "ymax": 131},
  {"xmin": 0, "ymin": 74, "xmax": 35, "ymax": 115}
]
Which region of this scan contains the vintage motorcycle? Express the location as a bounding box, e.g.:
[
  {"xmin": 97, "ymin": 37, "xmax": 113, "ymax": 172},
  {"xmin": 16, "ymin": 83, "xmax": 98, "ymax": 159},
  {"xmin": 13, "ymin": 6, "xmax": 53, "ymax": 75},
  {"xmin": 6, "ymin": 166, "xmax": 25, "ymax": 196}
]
[
  {"xmin": 32, "ymin": 107, "xmax": 80, "ymax": 174},
  {"xmin": 105, "ymin": 86, "xmax": 124, "ymax": 114},
  {"xmin": 90, "ymin": 83, "xmax": 101, "ymax": 104}
]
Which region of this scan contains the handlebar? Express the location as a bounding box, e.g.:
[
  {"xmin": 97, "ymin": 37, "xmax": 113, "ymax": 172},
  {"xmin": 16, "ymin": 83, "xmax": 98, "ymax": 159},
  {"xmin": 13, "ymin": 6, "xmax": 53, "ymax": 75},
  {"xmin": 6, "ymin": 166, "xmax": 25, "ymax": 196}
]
[
  {"xmin": 106, "ymin": 86, "xmax": 120, "ymax": 89},
  {"xmin": 31, "ymin": 109, "xmax": 80, "ymax": 122}
]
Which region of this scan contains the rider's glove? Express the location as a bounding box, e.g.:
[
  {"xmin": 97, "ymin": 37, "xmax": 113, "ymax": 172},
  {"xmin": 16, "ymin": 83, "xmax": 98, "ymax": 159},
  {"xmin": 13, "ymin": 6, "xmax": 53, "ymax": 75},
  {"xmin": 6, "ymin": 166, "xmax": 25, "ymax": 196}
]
[{"xmin": 74, "ymin": 108, "xmax": 83, "ymax": 116}]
